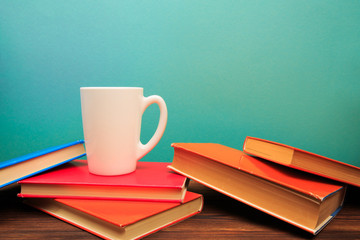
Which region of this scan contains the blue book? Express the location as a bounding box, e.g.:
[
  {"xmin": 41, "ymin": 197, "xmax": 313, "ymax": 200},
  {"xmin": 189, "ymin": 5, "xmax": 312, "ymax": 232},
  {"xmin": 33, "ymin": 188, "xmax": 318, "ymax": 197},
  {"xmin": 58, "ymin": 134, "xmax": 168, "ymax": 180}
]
[{"xmin": 0, "ymin": 140, "xmax": 86, "ymax": 189}]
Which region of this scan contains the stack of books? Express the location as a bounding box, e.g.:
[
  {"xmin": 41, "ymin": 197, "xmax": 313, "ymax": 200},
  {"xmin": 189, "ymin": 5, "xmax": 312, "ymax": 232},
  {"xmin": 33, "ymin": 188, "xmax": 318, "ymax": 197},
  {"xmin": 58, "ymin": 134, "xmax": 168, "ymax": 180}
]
[
  {"xmin": 168, "ymin": 136, "xmax": 360, "ymax": 235},
  {"xmin": 1, "ymin": 137, "xmax": 359, "ymax": 237},
  {"xmin": 1, "ymin": 140, "xmax": 203, "ymax": 239}
]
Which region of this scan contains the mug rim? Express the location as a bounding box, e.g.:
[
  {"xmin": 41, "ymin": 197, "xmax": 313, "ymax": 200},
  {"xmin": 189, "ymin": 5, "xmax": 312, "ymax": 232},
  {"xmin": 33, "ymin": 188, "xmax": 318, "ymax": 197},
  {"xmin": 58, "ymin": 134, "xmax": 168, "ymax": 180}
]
[{"xmin": 80, "ymin": 87, "xmax": 143, "ymax": 90}]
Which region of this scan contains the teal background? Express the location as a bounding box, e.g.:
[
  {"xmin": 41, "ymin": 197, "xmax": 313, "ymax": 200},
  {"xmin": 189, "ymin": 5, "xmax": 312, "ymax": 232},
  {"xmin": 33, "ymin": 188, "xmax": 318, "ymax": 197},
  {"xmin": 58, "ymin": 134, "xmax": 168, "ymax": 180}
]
[{"xmin": 1, "ymin": 1, "xmax": 359, "ymax": 166}]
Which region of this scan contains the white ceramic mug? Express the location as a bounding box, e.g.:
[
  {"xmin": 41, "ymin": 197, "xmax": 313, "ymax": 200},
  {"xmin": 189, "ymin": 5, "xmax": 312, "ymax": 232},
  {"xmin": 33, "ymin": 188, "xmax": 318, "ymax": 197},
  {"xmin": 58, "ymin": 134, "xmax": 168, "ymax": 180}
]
[{"xmin": 80, "ymin": 87, "xmax": 167, "ymax": 175}]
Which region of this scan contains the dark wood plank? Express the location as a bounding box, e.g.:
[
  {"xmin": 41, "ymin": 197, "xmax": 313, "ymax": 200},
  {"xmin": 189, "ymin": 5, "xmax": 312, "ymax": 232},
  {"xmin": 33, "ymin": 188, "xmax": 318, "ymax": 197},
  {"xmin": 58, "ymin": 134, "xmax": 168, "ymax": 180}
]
[{"xmin": 1, "ymin": 181, "xmax": 359, "ymax": 239}]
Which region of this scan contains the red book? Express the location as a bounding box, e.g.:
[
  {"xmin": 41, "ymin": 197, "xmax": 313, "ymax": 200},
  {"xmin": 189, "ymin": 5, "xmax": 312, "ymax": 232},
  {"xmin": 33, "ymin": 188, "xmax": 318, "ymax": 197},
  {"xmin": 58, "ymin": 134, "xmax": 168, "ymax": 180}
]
[
  {"xmin": 19, "ymin": 160, "xmax": 188, "ymax": 202},
  {"xmin": 24, "ymin": 191, "xmax": 203, "ymax": 240},
  {"xmin": 169, "ymin": 143, "xmax": 346, "ymax": 235},
  {"xmin": 243, "ymin": 136, "xmax": 360, "ymax": 187}
]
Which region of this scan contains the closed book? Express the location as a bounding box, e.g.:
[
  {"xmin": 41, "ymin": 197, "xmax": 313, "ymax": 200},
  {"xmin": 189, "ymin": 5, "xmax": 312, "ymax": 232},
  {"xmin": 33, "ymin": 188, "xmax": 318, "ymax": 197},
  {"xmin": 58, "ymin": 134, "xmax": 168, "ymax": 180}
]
[
  {"xmin": 243, "ymin": 136, "xmax": 360, "ymax": 187},
  {"xmin": 0, "ymin": 140, "xmax": 86, "ymax": 189},
  {"xmin": 24, "ymin": 191, "xmax": 203, "ymax": 240},
  {"xmin": 169, "ymin": 143, "xmax": 346, "ymax": 235},
  {"xmin": 19, "ymin": 160, "xmax": 188, "ymax": 202}
]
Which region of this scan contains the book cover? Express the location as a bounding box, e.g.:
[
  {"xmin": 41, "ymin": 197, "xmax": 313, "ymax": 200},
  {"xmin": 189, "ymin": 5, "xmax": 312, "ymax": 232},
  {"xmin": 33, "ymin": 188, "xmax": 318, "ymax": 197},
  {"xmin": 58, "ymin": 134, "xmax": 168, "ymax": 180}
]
[
  {"xmin": 169, "ymin": 143, "xmax": 346, "ymax": 235},
  {"xmin": 0, "ymin": 140, "xmax": 86, "ymax": 188},
  {"xmin": 243, "ymin": 136, "xmax": 360, "ymax": 187},
  {"xmin": 24, "ymin": 191, "xmax": 203, "ymax": 240},
  {"xmin": 19, "ymin": 160, "xmax": 188, "ymax": 202}
]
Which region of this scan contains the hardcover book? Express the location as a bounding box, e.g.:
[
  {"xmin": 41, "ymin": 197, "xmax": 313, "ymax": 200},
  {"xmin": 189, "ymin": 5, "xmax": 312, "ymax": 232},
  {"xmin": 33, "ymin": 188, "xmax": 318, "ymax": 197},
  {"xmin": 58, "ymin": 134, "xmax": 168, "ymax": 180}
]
[
  {"xmin": 243, "ymin": 136, "xmax": 360, "ymax": 187},
  {"xmin": 24, "ymin": 191, "xmax": 203, "ymax": 240},
  {"xmin": 0, "ymin": 140, "xmax": 86, "ymax": 189},
  {"xmin": 19, "ymin": 160, "xmax": 189, "ymax": 202},
  {"xmin": 169, "ymin": 143, "xmax": 346, "ymax": 235}
]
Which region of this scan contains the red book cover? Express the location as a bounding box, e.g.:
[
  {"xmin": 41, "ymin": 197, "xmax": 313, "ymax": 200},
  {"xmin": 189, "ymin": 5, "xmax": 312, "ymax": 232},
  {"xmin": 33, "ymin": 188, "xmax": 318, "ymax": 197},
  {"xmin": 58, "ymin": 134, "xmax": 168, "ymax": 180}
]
[
  {"xmin": 18, "ymin": 160, "xmax": 188, "ymax": 202},
  {"xmin": 172, "ymin": 143, "xmax": 342, "ymax": 200},
  {"xmin": 25, "ymin": 191, "xmax": 203, "ymax": 240},
  {"xmin": 243, "ymin": 136, "xmax": 360, "ymax": 187}
]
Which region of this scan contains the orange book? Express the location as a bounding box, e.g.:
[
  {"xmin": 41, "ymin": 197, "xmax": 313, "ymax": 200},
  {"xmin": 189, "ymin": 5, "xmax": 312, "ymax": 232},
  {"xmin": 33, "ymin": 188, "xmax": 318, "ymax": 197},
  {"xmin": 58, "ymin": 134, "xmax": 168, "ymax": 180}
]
[
  {"xmin": 24, "ymin": 191, "xmax": 203, "ymax": 240},
  {"xmin": 169, "ymin": 143, "xmax": 346, "ymax": 235},
  {"xmin": 243, "ymin": 136, "xmax": 360, "ymax": 187}
]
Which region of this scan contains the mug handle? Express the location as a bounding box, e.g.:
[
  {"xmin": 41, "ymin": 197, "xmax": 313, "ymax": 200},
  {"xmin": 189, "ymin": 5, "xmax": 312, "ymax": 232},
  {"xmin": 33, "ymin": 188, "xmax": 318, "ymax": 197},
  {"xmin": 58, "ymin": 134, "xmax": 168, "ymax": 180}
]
[{"xmin": 137, "ymin": 95, "xmax": 168, "ymax": 161}]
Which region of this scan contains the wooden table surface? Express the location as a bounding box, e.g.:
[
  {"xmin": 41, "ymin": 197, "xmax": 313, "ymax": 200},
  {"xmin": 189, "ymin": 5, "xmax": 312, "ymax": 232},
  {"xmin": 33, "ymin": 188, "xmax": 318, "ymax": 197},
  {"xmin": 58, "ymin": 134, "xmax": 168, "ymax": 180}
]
[{"xmin": 1, "ymin": 180, "xmax": 359, "ymax": 240}]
